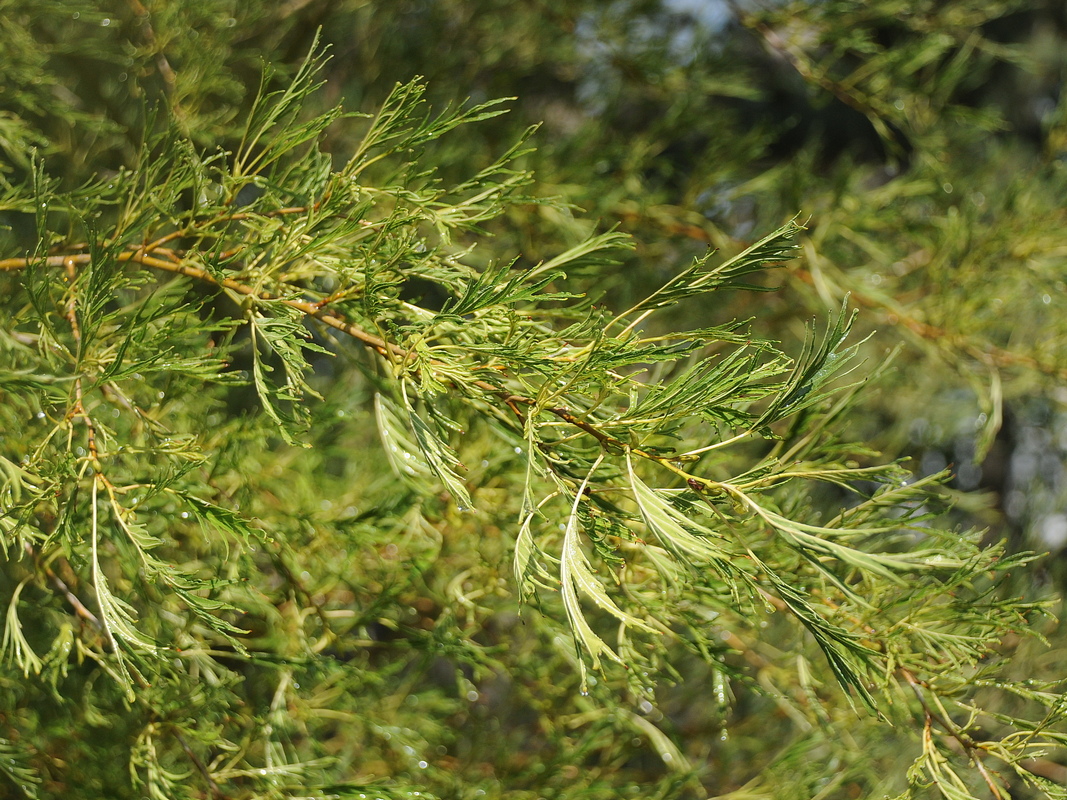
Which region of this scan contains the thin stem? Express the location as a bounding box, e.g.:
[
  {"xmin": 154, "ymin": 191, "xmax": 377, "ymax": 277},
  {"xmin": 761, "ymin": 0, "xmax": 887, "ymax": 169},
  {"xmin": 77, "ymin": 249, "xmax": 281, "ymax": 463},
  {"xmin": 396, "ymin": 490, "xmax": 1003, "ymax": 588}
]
[
  {"xmin": 902, "ymin": 668, "xmax": 1006, "ymax": 800},
  {"xmin": 23, "ymin": 542, "xmax": 102, "ymax": 628},
  {"xmin": 4, "ymin": 248, "xmax": 733, "ymax": 478},
  {"xmin": 173, "ymin": 728, "xmax": 227, "ymax": 800},
  {"xmin": 679, "ymin": 429, "xmax": 754, "ymax": 458}
]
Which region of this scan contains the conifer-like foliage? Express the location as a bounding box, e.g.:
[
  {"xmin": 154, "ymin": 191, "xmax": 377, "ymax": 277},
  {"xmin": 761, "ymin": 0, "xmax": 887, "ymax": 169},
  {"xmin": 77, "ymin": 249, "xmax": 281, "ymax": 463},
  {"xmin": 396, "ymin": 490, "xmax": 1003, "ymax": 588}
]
[{"xmin": 1, "ymin": 5, "xmax": 1066, "ymax": 800}]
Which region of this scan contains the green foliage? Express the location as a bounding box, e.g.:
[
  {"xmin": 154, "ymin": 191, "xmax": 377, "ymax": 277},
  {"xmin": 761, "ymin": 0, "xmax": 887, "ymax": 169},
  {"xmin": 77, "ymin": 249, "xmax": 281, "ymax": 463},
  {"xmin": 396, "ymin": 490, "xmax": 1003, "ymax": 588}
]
[{"xmin": 1, "ymin": 3, "xmax": 1067, "ymax": 800}]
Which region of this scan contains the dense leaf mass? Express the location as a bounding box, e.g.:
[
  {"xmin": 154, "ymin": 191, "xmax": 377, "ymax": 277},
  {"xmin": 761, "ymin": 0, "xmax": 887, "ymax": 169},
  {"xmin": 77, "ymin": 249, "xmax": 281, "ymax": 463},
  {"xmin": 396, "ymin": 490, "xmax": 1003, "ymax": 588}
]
[{"xmin": 2, "ymin": 3, "xmax": 1067, "ymax": 799}]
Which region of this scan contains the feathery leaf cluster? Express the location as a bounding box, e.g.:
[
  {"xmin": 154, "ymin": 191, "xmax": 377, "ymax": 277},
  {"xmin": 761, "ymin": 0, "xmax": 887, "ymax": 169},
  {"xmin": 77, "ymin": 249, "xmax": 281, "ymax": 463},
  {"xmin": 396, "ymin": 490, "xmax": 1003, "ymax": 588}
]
[{"xmin": 0, "ymin": 5, "xmax": 1065, "ymax": 800}]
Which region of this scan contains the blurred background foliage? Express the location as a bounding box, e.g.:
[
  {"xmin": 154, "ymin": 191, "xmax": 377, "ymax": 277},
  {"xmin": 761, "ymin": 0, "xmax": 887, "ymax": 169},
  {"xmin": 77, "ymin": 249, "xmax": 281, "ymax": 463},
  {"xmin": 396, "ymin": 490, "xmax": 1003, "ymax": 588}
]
[{"xmin": 3, "ymin": 1, "xmax": 1067, "ymax": 798}]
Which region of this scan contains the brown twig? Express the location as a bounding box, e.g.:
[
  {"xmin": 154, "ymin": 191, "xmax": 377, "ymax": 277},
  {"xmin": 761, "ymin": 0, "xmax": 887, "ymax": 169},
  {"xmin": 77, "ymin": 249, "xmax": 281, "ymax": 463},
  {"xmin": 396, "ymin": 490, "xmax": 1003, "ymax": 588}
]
[
  {"xmin": 60, "ymin": 258, "xmax": 103, "ymax": 471},
  {"xmin": 902, "ymin": 667, "xmax": 1006, "ymax": 799},
  {"xmin": 0, "ymin": 250, "xmax": 404, "ymax": 357},
  {"xmin": 23, "ymin": 542, "xmax": 103, "ymax": 629},
  {"xmin": 173, "ymin": 728, "xmax": 227, "ymax": 800},
  {"xmin": 2, "ymin": 248, "xmax": 706, "ymax": 474}
]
